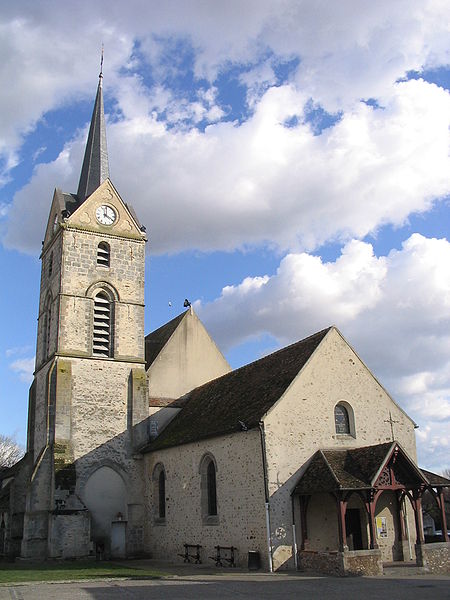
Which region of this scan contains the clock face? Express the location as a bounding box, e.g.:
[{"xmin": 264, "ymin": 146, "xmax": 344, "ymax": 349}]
[{"xmin": 96, "ymin": 205, "xmax": 117, "ymax": 225}]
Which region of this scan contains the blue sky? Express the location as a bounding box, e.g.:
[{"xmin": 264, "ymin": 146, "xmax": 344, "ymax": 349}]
[{"xmin": 0, "ymin": 1, "xmax": 449, "ymax": 472}]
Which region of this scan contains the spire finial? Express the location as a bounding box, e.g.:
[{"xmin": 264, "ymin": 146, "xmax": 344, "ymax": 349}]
[{"xmin": 99, "ymin": 44, "xmax": 104, "ymax": 86}]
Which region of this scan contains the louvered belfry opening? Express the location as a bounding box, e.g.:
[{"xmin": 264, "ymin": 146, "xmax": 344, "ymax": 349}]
[
  {"xmin": 97, "ymin": 242, "xmax": 110, "ymax": 267},
  {"xmin": 93, "ymin": 292, "xmax": 112, "ymax": 357}
]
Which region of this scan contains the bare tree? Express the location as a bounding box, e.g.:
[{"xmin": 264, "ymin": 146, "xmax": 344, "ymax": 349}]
[
  {"xmin": 443, "ymin": 468, "xmax": 450, "ymax": 480},
  {"xmin": 0, "ymin": 434, "xmax": 24, "ymax": 469}
]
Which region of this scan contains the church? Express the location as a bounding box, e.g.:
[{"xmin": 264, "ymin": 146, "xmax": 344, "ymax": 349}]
[{"xmin": 1, "ymin": 71, "xmax": 449, "ymax": 576}]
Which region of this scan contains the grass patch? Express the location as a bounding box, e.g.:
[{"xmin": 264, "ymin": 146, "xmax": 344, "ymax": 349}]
[{"xmin": 0, "ymin": 561, "xmax": 166, "ymax": 584}]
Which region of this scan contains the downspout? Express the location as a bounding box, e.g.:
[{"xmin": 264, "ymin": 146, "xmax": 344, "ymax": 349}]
[
  {"xmin": 291, "ymin": 496, "xmax": 299, "ymax": 570},
  {"xmin": 259, "ymin": 421, "xmax": 273, "ymax": 572}
]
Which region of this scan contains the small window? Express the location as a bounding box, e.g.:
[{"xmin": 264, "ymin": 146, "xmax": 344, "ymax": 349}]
[
  {"xmin": 152, "ymin": 463, "xmax": 166, "ymax": 524},
  {"xmin": 48, "ymin": 252, "xmax": 53, "ymax": 278},
  {"xmin": 158, "ymin": 470, "xmax": 166, "ymax": 519},
  {"xmin": 200, "ymin": 454, "xmax": 219, "ymax": 524},
  {"xmin": 92, "ymin": 292, "xmax": 112, "ymax": 357},
  {"xmin": 97, "ymin": 242, "xmax": 110, "ymax": 267},
  {"xmin": 335, "ymin": 404, "xmax": 350, "ymax": 435},
  {"xmin": 207, "ymin": 461, "xmax": 217, "ymax": 516}
]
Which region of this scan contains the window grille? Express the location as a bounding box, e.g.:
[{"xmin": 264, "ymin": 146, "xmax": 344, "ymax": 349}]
[
  {"xmin": 97, "ymin": 242, "xmax": 110, "ymax": 267},
  {"xmin": 93, "ymin": 292, "xmax": 111, "ymax": 357},
  {"xmin": 48, "ymin": 252, "xmax": 53, "ymax": 277}
]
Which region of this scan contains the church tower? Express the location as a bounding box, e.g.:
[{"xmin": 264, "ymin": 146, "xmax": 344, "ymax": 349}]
[{"xmin": 21, "ymin": 68, "xmax": 148, "ymax": 559}]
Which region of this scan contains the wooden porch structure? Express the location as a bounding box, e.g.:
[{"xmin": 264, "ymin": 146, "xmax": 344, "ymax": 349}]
[{"xmin": 292, "ymin": 442, "xmax": 449, "ymax": 573}]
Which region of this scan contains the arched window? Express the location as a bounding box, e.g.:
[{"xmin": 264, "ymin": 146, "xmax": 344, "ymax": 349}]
[
  {"xmin": 97, "ymin": 242, "xmax": 110, "ymax": 267},
  {"xmin": 158, "ymin": 470, "xmax": 166, "ymax": 519},
  {"xmin": 335, "ymin": 403, "xmax": 351, "ymax": 435},
  {"xmin": 207, "ymin": 461, "xmax": 217, "ymax": 516},
  {"xmin": 93, "ymin": 292, "xmax": 112, "ymax": 357},
  {"xmin": 152, "ymin": 463, "xmax": 166, "ymax": 524},
  {"xmin": 199, "ymin": 454, "xmax": 219, "ymax": 524}
]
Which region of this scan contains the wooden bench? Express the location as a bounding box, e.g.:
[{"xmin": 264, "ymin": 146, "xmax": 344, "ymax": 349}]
[
  {"xmin": 209, "ymin": 545, "xmax": 236, "ymax": 567},
  {"xmin": 178, "ymin": 543, "xmax": 202, "ymax": 563}
]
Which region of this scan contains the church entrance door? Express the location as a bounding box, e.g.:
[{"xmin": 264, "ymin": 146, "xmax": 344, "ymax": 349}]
[{"xmin": 345, "ymin": 508, "xmax": 363, "ymax": 550}]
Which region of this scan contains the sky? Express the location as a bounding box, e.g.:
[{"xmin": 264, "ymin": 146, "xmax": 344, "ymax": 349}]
[{"xmin": 0, "ymin": 0, "xmax": 449, "ymax": 473}]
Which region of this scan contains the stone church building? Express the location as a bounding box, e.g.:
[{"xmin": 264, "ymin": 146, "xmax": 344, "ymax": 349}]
[{"xmin": 1, "ymin": 73, "xmax": 449, "ymax": 576}]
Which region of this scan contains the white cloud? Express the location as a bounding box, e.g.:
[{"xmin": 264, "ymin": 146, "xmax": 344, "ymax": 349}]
[
  {"xmin": 9, "ymin": 357, "xmax": 35, "ymax": 384},
  {"xmin": 197, "ymin": 234, "xmax": 450, "ymax": 472},
  {"xmin": 0, "ymin": 0, "xmax": 449, "ymax": 181},
  {"xmin": 4, "ymin": 79, "xmax": 450, "ymax": 256},
  {"xmin": 5, "ymin": 345, "xmax": 32, "ymax": 358}
]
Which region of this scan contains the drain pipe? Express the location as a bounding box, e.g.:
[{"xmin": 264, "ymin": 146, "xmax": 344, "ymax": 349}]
[
  {"xmin": 259, "ymin": 421, "xmax": 273, "ymax": 572},
  {"xmin": 291, "ymin": 497, "xmax": 299, "ymax": 570}
]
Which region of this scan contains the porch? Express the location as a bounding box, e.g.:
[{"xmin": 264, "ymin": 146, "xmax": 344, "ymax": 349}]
[{"xmin": 291, "ymin": 442, "xmax": 450, "ymax": 576}]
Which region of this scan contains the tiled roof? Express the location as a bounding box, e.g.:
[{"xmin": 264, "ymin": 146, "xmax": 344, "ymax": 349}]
[
  {"xmin": 145, "ymin": 311, "xmax": 187, "ymax": 370},
  {"xmin": 142, "ymin": 327, "xmax": 331, "ymax": 452},
  {"xmin": 292, "ymin": 442, "xmax": 443, "ymax": 494},
  {"xmin": 421, "ymin": 469, "xmax": 450, "ymax": 487}
]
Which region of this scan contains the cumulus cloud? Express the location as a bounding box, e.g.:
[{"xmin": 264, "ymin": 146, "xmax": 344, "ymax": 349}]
[
  {"xmin": 197, "ymin": 234, "xmax": 450, "ymax": 471},
  {"xmin": 0, "ymin": 0, "xmax": 449, "ymax": 180},
  {"xmin": 9, "ymin": 357, "xmax": 35, "ymax": 384},
  {"xmin": 4, "ymin": 78, "xmax": 450, "ymax": 255}
]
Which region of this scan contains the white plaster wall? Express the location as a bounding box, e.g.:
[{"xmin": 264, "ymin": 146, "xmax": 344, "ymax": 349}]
[{"xmin": 144, "ymin": 430, "xmax": 268, "ymax": 569}]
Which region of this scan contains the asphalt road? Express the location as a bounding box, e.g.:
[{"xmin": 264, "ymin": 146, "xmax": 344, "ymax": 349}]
[{"xmin": 1, "ymin": 574, "xmax": 450, "ymax": 600}]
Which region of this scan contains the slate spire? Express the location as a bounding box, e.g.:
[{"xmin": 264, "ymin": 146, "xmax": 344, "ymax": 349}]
[{"xmin": 77, "ymin": 55, "xmax": 110, "ymax": 202}]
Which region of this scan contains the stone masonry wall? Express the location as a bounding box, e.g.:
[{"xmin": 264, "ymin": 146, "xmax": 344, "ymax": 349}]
[
  {"xmin": 59, "ymin": 229, "xmax": 145, "ymax": 361},
  {"xmin": 416, "ymin": 542, "xmax": 450, "ymax": 574},
  {"xmin": 145, "ymin": 430, "xmax": 268, "ymax": 569}
]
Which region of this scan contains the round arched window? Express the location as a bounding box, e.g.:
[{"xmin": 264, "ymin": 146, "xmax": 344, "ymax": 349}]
[{"xmin": 335, "ymin": 404, "xmax": 350, "ymax": 435}]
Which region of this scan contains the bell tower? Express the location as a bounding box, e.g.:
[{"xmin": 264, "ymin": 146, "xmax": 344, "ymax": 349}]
[{"xmin": 22, "ymin": 66, "xmax": 149, "ymax": 559}]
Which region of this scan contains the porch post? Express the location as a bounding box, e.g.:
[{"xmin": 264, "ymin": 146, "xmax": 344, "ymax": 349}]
[
  {"xmin": 412, "ymin": 491, "xmax": 425, "ymax": 545},
  {"xmin": 437, "ymin": 489, "xmax": 449, "ymax": 543},
  {"xmin": 365, "ymin": 490, "xmax": 379, "ymax": 550},
  {"xmin": 396, "ymin": 491, "xmax": 407, "ymax": 541},
  {"xmin": 299, "ymin": 495, "xmax": 310, "ymax": 550},
  {"xmin": 336, "ymin": 494, "xmax": 348, "ymax": 551}
]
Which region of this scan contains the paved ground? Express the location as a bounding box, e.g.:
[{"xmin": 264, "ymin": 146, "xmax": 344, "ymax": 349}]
[
  {"xmin": 1, "ymin": 565, "xmax": 449, "ymax": 600},
  {"xmin": 1, "ymin": 576, "xmax": 450, "ymax": 600}
]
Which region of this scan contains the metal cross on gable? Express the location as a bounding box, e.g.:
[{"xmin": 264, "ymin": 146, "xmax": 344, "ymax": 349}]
[{"xmin": 384, "ymin": 411, "xmax": 400, "ymax": 441}]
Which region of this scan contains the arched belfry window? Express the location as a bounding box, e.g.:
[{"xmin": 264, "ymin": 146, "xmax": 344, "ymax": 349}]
[
  {"xmin": 97, "ymin": 242, "xmax": 110, "ymax": 267},
  {"xmin": 200, "ymin": 454, "xmax": 219, "ymax": 524},
  {"xmin": 335, "ymin": 403, "xmax": 353, "ymax": 435},
  {"xmin": 93, "ymin": 292, "xmax": 112, "ymax": 357}
]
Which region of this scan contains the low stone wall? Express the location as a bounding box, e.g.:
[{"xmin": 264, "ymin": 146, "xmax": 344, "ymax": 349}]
[
  {"xmin": 298, "ymin": 549, "xmax": 382, "ymax": 576},
  {"xmin": 415, "ymin": 542, "xmax": 450, "ymax": 574},
  {"xmin": 299, "ymin": 550, "xmax": 343, "ymax": 576},
  {"xmin": 342, "ymin": 549, "xmax": 383, "ymax": 576}
]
